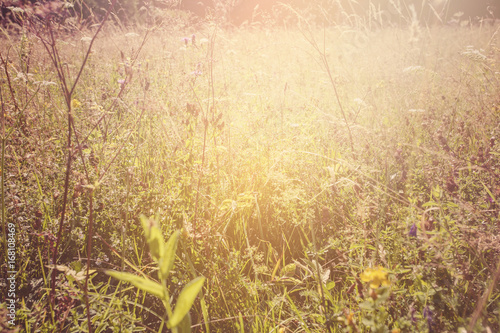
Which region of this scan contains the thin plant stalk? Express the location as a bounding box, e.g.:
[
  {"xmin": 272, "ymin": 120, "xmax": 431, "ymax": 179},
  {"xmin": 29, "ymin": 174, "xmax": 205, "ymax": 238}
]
[
  {"xmin": 308, "ymin": 212, "xmax": 331, "ymax": 331},
  {"xmin": 468, "ymin": 259, "xmax": 500, "ymax": 331},
  {"xmin": 85, "ymin": 190, "xmax": 94, "ymax": 332},
  {"xmin": 27, "ymin": 0, "xmax": 117, "ymax": 314},
  {"xmin": 296, "ymin": 15, "xmax": 355, "ymax": 156}
]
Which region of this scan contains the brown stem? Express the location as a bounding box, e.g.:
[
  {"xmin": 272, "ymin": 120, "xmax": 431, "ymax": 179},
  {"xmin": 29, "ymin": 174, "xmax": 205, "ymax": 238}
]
[
  {"xmin": 85, "ymin": 190, "xmax": 94, "ymax": 333},
  {"xmin": 0, "ymin": 50, "xmax": 20, "ymax": 113},
  {"xmin": 43, "ymin": 0, "xmax": 117, "ymax": 315},
  {"xmin": 50, "ymin": 103, "xmax": 72, "ymax": 305}
]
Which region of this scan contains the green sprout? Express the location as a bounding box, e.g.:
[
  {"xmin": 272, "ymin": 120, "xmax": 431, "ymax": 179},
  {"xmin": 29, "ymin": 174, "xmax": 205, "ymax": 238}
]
[{"xmin": 106, "ymin": 215, "xmax": 205, "ymax": 333}]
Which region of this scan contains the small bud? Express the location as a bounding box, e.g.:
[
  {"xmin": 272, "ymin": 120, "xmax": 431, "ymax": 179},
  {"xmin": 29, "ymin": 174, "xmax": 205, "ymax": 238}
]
[{"xmin": 409, "ymin": 223, "xmax": 417, "ymax": 237}]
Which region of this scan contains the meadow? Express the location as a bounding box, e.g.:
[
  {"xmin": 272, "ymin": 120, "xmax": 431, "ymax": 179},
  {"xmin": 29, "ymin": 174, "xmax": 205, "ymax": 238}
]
[{"xmin": 0, "ymin": 7, "xmax": 499, "ymax": 333}]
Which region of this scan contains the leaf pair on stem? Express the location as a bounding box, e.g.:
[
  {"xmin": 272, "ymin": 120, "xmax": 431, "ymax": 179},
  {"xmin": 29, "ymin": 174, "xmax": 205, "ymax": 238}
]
[{"xmin": 106, "ymin": 215, "xmax": 205, "ymax": 332}]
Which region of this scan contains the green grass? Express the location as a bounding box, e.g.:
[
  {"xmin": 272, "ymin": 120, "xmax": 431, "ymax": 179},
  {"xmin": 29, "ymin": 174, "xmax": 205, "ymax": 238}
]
[{"xmin": 0, "ymin": 12, "xmax": 499, "ymax": 333}]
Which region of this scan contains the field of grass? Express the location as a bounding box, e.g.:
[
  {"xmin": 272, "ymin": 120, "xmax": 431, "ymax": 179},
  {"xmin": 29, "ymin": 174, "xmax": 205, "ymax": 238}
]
[{"xmin": 0, "ymin": 10, "xmax": 499, "ymax": 333}]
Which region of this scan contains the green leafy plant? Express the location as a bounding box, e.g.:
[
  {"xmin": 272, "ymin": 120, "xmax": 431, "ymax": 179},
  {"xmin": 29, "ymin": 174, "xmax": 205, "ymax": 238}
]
[
  {"xmin": 106, "ymin": 215, "xmax": 205, "ymax": 332},
  {"xmin": 357, "ymin": 266, "xmax": 393, "ymax": 333}
]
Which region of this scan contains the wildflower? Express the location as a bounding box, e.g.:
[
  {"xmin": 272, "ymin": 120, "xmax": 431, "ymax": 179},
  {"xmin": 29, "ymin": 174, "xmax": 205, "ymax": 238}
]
[
  {"xmin": 360, "ymin": 266, "xmax": 390, "ymax": 289},
  {"xmin": 191, "ymin": 63, "xmax": 203, "ymax": 76},
  {"xmin": 191, "ymin": 69, "xmax": 202, "ymax": 76},
  {"xmin": 345, "ymin": 311, "xmax": 354, "ymax": 326},
  {"xmin": 118, "ymin": 79, "xmax": 125, "ymax": 88},
  {"xmin": 191, "ymin": 34, "xmax": 196, "ymax": 45},
  {"xmin": 410, "ymin": 305, "xmax": 417, "ymax": 323},
  {"xmin": 182, "ymin": 37, "xmax": 190, "ymax": 45},
  {"xmin": 409, "ymin": 223, "xmax": 417, "ymax": 237},
  {"xmin": 71, "ymin": 99, "xmax": 81, "ymax": 109},
  {"xmin": 423, "ymin": 306, "xmax": 434, "ymax": 331}
]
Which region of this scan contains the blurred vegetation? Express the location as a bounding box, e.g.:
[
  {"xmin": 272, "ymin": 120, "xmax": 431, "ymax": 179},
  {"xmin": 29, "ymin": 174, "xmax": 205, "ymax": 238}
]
[{"xmin": 0, "ymin": 1, "xmax": 499, "ymax": 332}]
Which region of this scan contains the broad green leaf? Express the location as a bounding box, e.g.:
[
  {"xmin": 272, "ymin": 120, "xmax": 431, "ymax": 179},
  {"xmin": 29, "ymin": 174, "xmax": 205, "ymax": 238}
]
[
  {"xmin": 200, "ymin": 297, "xmax": 210, "ymax": 333},
  {"xmin": 159, "ymin": 230, "xmax": 179, "ymax": 280},
  {"xmin": 140, "ymin": 215, "xmax": 152, "ymax": 238},
  {"xmin": 70, "ymin": 260, "xmax": 83, "ymax": 272},
  {"xmin": 376, "ymin": 285, "xmax": 391, "ymax": 302},
  {"xmin": 72, "ymin": 269, "xmax": 96, "ymax": 282},
  {"xmin": 106, "ymin": 270, "xmax": 164, "ymax": 299},
  {"xmin": 148, "ymin": 227, "xmax": 164, "ymax": 261},
  {"xmin": 359, "ymin": 300, "xmax": 373, "ymax": 310},
  {"xmin": 168, "ymin": 277, "xmax": 205, "ymax": 328},
  {"xmin": 238, "ymin": 312, "xmax": 244, "ymax": 333},
  {"xmin": 326, "ymin": 280, "xmax": 336, "ymax": 290},
  {"xmin": 140, "ymin": 214, "xmax": 156, "ymax": 240},
  {"xmin": 140, "ymin": 215, "xmax": 164, "ymax": 260},
  {"xmin": 177, "ymin": 312, "xmax": 192, "ymax": 333},
  {"xmin": 280, "ymin": 263, "xmax": 296, "ymax": 277},
  {"xmin": 322, "ymin": 285, "xmax": 335, "ymax": 304}
]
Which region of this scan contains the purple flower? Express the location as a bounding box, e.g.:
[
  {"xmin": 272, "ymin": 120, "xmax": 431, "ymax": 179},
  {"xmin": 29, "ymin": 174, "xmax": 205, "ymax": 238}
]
[
  {"xmin": 409, "ymin": 223, "xmax": 417, "ymax": 237},
  {"xmin": 191, "ymin": 63, "xmax": 202, "ymax": 76},
  {"xmin": 117, "ymin": 79, "xmax": 125, "ymax": 88},
  {"xmin": 182, "ymin": 37, "xmax": 190, "ymax": 45},
  {"xmin": 423, "ymin": 306, "xmax": 434, "ymax": 331},
  {"xmin": 410, "ymin": 306, "xmax": 417, "ymax": 323}
]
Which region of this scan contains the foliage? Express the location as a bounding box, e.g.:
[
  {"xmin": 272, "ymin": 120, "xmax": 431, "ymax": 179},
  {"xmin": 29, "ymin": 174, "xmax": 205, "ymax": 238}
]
[
  {"xmin": 106, "ymin": 215, "xmax": 205, "ymax": 332},
  {"xmin": 0, "ymin": 2, "xmax": 499, "ymax": 333}
]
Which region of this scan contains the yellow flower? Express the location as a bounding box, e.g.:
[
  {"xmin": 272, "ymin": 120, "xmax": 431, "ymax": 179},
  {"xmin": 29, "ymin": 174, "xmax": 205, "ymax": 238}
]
[
  {"xmin": 71, "ymin": 99, "xmax": 81, "ymax": 109},
  {"xmin": 360, "ymin": 266, "xmax": 390, "ymax": 289},
  {"xmin": 346, "ymin": 312, "xmax": 354, "ymax": 325}
]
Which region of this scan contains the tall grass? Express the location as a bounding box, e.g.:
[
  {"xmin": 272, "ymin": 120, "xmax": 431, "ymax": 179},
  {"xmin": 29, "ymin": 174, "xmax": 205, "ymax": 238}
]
[{"xmin": 0, "ymin": 5, "xmax": 499, "ymax": 332}]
